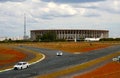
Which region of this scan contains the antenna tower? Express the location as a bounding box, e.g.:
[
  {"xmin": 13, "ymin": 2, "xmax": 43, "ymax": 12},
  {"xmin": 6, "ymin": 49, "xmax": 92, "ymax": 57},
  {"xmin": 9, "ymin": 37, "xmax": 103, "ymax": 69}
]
[{"xmin": 24, "ymin": 13, "xmax": 27, "ymax": 40}]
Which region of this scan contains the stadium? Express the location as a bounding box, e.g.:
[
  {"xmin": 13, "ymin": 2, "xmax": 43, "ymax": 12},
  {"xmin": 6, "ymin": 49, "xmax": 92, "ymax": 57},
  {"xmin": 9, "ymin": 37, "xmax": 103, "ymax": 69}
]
[{"xmin": 30, "ymin": 29, "xmax": 109, "ymax": 41}]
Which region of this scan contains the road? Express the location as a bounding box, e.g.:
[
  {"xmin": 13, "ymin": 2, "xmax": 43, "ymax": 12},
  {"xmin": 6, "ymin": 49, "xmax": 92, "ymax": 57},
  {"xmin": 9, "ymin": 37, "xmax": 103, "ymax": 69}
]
[{"xmin": 0, "ymin": 45, "xmax": 120, "ymax": 78}]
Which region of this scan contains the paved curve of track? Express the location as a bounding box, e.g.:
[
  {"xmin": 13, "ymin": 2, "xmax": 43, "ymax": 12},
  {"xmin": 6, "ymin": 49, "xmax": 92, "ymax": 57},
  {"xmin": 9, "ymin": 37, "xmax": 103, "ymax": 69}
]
[{"xmin": 0, "ymin": 45, "xmax": 120, "ymax": 78}]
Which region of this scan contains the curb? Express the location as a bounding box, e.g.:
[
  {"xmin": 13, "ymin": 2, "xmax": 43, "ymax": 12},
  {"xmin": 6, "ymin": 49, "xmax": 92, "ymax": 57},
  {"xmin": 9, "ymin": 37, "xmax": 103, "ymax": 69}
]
[{"xmin": 0, "ymin": 53, "xmax": 45, "ymax": 73}]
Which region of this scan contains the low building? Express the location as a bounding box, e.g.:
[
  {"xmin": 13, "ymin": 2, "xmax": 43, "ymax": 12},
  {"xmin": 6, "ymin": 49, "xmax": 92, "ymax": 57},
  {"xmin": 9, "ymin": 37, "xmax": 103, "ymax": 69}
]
[
  {"xmin": 0, "ymin": 36, "xmax": 24, "ymax": 41},
  {"xmin": 30, "ymin": 29, "xmax": 109, "ymax": 41}
]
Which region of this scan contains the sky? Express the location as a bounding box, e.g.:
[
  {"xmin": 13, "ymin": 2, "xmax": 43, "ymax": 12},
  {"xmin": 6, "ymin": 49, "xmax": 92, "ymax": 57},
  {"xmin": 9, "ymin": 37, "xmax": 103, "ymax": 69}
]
[{"xmin": 0, "ymin": 0, "xmax": 120, "ymax": 38}]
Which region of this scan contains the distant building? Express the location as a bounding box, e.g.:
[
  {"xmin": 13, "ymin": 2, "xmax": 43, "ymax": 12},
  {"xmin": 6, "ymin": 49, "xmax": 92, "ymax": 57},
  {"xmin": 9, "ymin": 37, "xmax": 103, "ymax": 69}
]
[
  {"xmin": 0, "ymin": 36, "xmax": 24, "ymax": 41},
  {"xmin": 30, "ymin": 29, "xmax": 109, "ymax": 41}
]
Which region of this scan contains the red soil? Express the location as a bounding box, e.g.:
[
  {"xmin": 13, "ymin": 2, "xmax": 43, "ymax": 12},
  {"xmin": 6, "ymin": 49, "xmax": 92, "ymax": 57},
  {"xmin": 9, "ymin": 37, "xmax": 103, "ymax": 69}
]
[
  {"xmin": 0, "ymin": 47, "xmax": 27, "ymax": 66},
  {"xmin": 74, "ymin": 62, "xmax": 120, "ymax": 78},
  {"xmin": 29, "ymin": 42, "xmax": 112, "ymax": 53},
  {"xmin": 0, "ymin": 43, "xmax": 117, "ymax": 78}
]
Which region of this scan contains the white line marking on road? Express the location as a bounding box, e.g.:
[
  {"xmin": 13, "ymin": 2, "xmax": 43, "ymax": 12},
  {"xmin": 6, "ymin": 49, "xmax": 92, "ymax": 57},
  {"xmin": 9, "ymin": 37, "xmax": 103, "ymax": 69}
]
[{"xmin": 0, "ymin": 53, "xmax": 45, "ymax": 73}]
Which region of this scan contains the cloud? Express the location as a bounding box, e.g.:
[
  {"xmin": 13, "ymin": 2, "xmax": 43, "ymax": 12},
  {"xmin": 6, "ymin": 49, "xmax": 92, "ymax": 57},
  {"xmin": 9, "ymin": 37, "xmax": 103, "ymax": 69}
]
[
  {"xmin": 99, "ymin": 0, "xmax": 120, "ymax": 14},
  {"xmin": 71, "ymin": 0, "xmax": 120, "ymax": 16},
  {"xmin": 42, "ymin": 0, "xmax": 106, "ymax": 3},
  {"xmin": 29, "ymin": 2, "xmax": 78, "ymax": 19},
  {"xmin": 0, "ymin": 0, "xmax": 119, "ymax": 21},
  {"xmin": 0, "ymin": 0, "xmax": 25, "ymax": 2},
  {"xmin": 0, "ymin": 0, "xmax": 120, "ymax": 37}
]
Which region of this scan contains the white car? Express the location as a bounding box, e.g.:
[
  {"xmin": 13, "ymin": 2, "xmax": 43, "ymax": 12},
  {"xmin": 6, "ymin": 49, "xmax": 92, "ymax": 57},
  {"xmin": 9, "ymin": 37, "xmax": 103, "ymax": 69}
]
[
  {"xmin": 14, "ymin": 62, "xmax": 29, "ymax": 70},
  {"xmin": 112, "ymin": 56, "xmax": 120, "ymax": 62},
  {"xmin": 112, "ymin": 57, "xmax": 118, "ymax": 61},
  {"xmin": 56, "ymin": 51, "xmax": 63, "ymax": 56}
]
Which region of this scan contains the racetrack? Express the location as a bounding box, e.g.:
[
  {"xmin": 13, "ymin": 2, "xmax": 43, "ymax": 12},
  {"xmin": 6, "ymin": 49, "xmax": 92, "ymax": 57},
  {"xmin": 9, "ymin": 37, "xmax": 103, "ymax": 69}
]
[{"xmin": 0, "ymin": 45, "xmax": 120, "ymax": 78}]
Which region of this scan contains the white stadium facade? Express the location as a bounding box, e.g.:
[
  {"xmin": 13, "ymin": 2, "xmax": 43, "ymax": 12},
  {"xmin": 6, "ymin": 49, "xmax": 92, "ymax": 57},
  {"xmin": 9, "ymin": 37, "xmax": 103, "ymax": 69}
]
[{"xmin": 30, "ymin": 29, "xmax": 109, "ymax": 41}]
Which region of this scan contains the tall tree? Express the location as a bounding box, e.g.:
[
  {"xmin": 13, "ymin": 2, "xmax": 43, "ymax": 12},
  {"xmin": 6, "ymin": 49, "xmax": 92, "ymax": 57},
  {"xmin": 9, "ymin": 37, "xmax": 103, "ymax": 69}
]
[{"xmin": 40, "ymin": 31, "xmax": 57, "ymax": 41}]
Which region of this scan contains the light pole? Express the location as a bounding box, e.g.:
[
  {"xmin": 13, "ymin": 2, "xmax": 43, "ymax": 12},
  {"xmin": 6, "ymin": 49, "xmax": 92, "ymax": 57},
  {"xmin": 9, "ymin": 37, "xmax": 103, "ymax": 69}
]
[{"xmin": 24, "ymin": 13, "xmax": 27, "ymax": 40}]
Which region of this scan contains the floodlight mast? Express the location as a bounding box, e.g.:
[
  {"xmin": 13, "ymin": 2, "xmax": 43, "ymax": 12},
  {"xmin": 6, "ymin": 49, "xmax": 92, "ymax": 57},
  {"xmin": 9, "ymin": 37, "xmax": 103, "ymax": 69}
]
[{"xmin": 24, "ymin": 13, "xmax": 26, "ymax": 40}]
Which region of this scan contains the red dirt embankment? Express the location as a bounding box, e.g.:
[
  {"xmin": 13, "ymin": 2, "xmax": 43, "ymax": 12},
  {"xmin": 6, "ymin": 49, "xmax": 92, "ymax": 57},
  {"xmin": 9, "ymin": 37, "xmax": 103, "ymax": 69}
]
[
  {"xmin": 0, "ymin": 46, "xmax": 27, "ymax": 66},
  {"xmin": 74, "ymin": 62, "xmax": 120, "ymax": 78},
  {"xmin": 25, "ymin": 42, "xmax": 112, "ymax": 53},
  {"xmin": 0, "ymin": 42, "xmax": 118, "ymax": 78}
]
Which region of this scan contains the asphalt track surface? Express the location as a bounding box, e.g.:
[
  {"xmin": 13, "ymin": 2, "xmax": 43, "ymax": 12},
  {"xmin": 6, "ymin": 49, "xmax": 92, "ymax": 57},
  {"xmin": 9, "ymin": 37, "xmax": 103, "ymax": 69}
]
[{"xmin": 0, "ymin": 45, "xmax": 120, "ymax": 78}]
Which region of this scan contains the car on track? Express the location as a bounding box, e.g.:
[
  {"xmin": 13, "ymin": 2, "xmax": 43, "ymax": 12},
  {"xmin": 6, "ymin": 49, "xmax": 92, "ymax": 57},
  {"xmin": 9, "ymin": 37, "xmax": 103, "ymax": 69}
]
[
  {"xmin": 112, "ymin": 56, "xmax": 120, "ymax": 62},
  {"xmin": 56, "ymin": 51, "xmax": 63, "ymax": 56},
  {"xmin": 14, "ymin": 62, "xmax": 29, "ymax": 70}
]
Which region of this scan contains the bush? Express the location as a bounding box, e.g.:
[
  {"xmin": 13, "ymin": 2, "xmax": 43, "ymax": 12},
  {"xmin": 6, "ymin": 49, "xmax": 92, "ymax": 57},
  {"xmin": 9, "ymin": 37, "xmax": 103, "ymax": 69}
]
[
  {"xmin": 100, "ymin": 38, "xmax": 120, "ymax": 41},
  {"xmin": 39, "ymin": 31, "xmax": 57, "ymax": 42}
]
